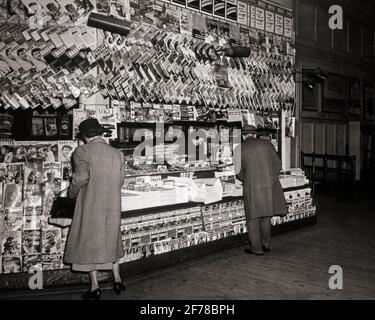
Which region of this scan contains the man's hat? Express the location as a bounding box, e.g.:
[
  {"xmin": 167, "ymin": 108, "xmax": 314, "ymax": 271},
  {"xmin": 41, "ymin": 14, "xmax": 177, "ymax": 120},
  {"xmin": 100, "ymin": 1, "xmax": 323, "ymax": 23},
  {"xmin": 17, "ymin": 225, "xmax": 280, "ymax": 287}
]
[
  {"xmin": 242, "ymin": 125, "xmax": 258, "ymax": 134},
  {"xmin": 77, "ymin": 118, "xmax": 104, "ymax": 138}
]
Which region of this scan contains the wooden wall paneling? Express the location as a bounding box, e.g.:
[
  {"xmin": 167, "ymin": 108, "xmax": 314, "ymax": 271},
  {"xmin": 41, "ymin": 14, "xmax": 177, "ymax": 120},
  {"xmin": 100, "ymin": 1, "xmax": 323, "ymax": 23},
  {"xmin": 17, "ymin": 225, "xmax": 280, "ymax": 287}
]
[
  {"xmin": 333, "ymin": 17, "xmax": 348, "ymax": 52},
  {"xmin": 336, "ymin": 124, "xmax": 347, "ymax": 155},
  {"xmin": 302, "ymin": 122, "xmax": 314, "ymax": 165},
  {"xmin": 314, "ymin": 123, "xmax": 325, "ymax": 166},
  {"xmin": 315, "ymin": 5, "xmax": 332, "ymax": 47},
  {"xmin": 297, "ymin": 1, "xmax": 316, "ymax": 41},
  {"xmin": 326, "ymin": 124, "xmax": 337, "ymax": 167},
  {"xmin": 348, "ymin": 21, "xmax": 362, "ymax": 56},
  {"xmin": 362, "ymin": 28, "xmax": 374, "ymax": 58}
]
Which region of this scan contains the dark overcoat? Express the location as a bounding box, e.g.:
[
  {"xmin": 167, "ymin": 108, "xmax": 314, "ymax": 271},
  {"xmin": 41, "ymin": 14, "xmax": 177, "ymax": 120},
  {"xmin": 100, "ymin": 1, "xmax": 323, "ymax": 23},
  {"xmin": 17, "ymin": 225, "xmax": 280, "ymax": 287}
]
[
  {"xmin": 236, "ymin": 137, "xmax": 288, "ymax": 220},
  {"xmin": 64, "ymin": 137, "xmax": 125, "ymax": 265}
]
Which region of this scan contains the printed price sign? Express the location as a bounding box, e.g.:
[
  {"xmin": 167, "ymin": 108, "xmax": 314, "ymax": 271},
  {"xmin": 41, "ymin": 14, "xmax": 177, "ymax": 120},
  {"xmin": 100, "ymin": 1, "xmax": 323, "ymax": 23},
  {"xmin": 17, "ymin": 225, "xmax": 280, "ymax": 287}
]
[
  {"xmin": 265, "ymin": 11, "xmax": 274, "ymax": 33},
  {"xmin": 255, "ymin": 7, "xmax": 265, "ymax": 30},
  {"xmin": 275, "ymin": 14, "xmax": 284, "ymax": 35},
  {"xmin": 250, "ymin": 6, "xmax": 256, "ymax": 28},
  {"xmin": 284, "ymin": 17, "xmax": 293, "ymax": 38},
  {"xmin": 237, "ymin": 1, "xmax": 248, "ymax": 25}
]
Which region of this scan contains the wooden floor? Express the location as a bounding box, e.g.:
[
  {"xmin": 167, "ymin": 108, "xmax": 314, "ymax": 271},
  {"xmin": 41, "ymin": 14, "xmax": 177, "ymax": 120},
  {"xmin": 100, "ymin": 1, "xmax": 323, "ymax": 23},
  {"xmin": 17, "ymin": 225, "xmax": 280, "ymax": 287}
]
[{"xmin": 2, "ymin": 191, "xmax": 375, "ymax": 300}]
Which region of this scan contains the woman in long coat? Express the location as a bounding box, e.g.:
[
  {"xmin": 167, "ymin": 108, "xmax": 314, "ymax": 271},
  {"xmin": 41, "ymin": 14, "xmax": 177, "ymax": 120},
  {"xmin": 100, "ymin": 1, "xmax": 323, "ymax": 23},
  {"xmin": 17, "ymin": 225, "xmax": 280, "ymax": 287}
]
[{"xmin": 64, "ymin": 118, "xmax": 126, "ymax": 299}]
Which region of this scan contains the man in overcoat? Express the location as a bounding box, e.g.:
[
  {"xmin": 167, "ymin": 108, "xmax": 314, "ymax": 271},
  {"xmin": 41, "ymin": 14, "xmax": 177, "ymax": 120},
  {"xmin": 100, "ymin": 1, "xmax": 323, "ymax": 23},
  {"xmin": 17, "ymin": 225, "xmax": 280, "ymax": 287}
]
[
  {"xmin": 64, "ymin": 118, "xmax": 126, "ymax": 299},
  {"xmin": 236, "ymin": 125, "xmax": 288, "ymax": 255}
]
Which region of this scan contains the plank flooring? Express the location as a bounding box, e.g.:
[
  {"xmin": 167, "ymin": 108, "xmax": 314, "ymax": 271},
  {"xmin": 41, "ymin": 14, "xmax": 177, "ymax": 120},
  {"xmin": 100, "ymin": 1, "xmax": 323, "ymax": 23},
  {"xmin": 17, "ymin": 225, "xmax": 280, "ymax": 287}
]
[{"xmin": 2, "ymin": 191, "xmax": 375, "ymax": 300}]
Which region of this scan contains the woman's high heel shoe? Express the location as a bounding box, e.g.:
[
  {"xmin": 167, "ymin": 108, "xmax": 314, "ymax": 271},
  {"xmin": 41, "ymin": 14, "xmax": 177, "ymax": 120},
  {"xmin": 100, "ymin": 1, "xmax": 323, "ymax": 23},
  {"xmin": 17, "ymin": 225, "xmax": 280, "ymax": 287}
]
[
  {"xmin": 82, "ymin": 288, "xmax": 102, "ymax": 300},
  {"xmin": 113, "ymin": 282, "xmax": 126, "ymax": 295}
]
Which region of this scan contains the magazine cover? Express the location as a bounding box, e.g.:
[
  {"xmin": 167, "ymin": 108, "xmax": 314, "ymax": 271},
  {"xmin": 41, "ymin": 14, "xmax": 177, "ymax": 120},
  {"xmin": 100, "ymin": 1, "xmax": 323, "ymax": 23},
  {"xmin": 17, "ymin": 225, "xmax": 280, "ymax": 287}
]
[
  {"xmin": 24, "ymin": 184, "xmax": 42, "ymax": 207},
  {"xmin": 1, "ymin": 163, "xmax": 24, "ymax": 184},
  {"xmin": 2, "ymin": 256, "xmax": 22, "ymax": 274},
  {"xmin": 44, "ymin": 118, "xmax": 58, "ymax": 137},
  {"xmin": 24, "ymin": 162, "xmax": 43, "ymax": 185},
  {"xmin": 42, "ymin": 253, "xmax": 63, "ymax": 271},
  {"xmin": 42, "ymin": 229, "xmax": 62, "ymax": 255},
  {"xmin": 0, "ymin": 142, "xmax": 14, "ymax": 163},
  {"xmin": 31, "ymin": 117, "xmax": 45, "ymax": 137},
  {"xmin": 61, "ymin": 161, "xmax": 72, "ymax": 181},
  {"xmin": 42, "ymin": 162, "xmax": 62, "ymax": 183},
  {"xmin": 1, "ymin": 231, "xmax": 22, "ymax": 256},
  {"xmin": 23, "ymin": 214, "xmax": 41, "ymax": 231},
  {"xmin": 42, "ymin": 183, "xmax": 60, "ymax": 216},
  {"xmin": 3, "ymin": 184, "xmax": 23, "ymax": 208},
  {"xmin": 37, "ymin": 142, "xmax": 58, "ymax": 162},
  {"xmin": 57, "ymin": 140, "xmax": 78, "ymax": 162},
  {"xmin": 22, "ymin": 230, "xmax": 41, "ymax": 255},
  {"xmin": 3, "ymin": 208, "xmax": 23, "ymax": 232},
  {"xmin": 24, "ymin": 205, "xmax": 42, "ymax": 217},
  {"xmin": 22, "ymin": 254, "xmax": 42, "ymax": 273}
]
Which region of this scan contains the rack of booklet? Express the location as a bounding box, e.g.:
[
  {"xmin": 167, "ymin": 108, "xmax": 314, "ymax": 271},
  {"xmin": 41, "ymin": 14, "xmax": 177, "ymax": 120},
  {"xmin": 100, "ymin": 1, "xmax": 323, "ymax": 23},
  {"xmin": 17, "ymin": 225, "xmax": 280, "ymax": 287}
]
[{"xmin": 0, "ymin": 139, "xmax": 78, "ymax": 274}]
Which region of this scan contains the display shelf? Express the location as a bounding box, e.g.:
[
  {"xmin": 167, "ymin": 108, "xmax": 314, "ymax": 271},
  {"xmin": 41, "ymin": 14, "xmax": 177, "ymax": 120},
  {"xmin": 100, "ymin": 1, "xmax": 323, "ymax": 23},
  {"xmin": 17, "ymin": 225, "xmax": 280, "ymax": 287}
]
[
  {"xmin": 0, "ymin": 215, "xmax": 317, "ymax": 292},
  {"xmin": 282, "ymin": 184, "xmax": 312, "ymax": 192},
  {"xmin": 123, "ymin": 167, "xmax": 220, "ymax": 178}
]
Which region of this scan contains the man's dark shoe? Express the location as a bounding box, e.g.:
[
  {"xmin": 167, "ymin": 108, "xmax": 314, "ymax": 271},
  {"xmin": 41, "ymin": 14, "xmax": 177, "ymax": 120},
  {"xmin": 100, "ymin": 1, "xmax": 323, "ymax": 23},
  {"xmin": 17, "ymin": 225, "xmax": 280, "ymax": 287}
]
[
  {"xmin": 262, "ymin": 245, "xmax": 270, "ymax": 253},
  {"xmin": 244, "ymin": 248, "xmax": 264, "ymax": 256}
]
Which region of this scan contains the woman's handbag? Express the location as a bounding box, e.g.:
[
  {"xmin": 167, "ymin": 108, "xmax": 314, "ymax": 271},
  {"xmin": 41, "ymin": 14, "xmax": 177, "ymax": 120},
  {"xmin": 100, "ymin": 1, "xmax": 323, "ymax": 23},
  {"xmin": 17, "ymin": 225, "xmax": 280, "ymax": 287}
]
[{"xmin": 50, "ymin": 188, "xmax": 76, "ymax": 220}]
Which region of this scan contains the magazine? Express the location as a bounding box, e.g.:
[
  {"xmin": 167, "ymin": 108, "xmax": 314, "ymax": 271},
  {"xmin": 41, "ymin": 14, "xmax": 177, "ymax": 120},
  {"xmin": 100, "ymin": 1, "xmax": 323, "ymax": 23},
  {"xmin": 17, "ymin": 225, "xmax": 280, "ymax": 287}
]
[
  {"xmin": 23, "ymin": 214, "xmax": 42, "ymax": 231},
  {"xmin": 42, "ymin": 183, "xmax": 61, "ymax": 216},
  {"xmin": 22, "ymin": 254, "xmax": 42, "ymax": 273},
  {"xmin": 42, "ymin": 229, "xmax": 62, "ymax": 254},
  {"xmin": 3, "ymin": 208, "xmax": 23, "ymax": 232},
  {"xmin": 24, "ymin": 206, "xmax": 42, "ymax": 216},
  {"xmin": 42, "ymin": 162, "xmax": 62, "ymax": 184},
  {"xmin": 42, "ymin": 253, "xmax": 63, "ymax": 271},
  {"xmin": 0, "ymin": 141, "xmax": 14, "ymax": 163},
  {"xmin": 61, "ymin": 161, "xmax": 72, "ymax": 181},
  {"xmin": 1, "ymin": 231, "xmax": 22, "ymax": 256},
  {"xmin": 2, "ymin": 256, "xmax": 22, "ymax": 274},
  {"xmin": 24, "ymin": 162, "xmax": 43, "ymax": 185},
  {"xmin": 31, "ymin": 117, "xmax": 44, "ymax": 136},
  {"xmin": 44, "ymin": 118, "xmax": 58, "ymax": 137},
  {"xmin": 22, "ymin": 230, "xmax": 42, "ymax": 255},
  {"xmin": 3, "ymin": 184, "xmax": 23, "ymax": 208},
  {"xmin": 24, "ymin": 184, "xmax": 42, "ymax": 207},
  {"xmin": 0, "ymin": 163, "xmax": 24, "ymax": 184},
  {"xmin": 57, "ymin": 140, "xmax": 78, "ymax": 162}
]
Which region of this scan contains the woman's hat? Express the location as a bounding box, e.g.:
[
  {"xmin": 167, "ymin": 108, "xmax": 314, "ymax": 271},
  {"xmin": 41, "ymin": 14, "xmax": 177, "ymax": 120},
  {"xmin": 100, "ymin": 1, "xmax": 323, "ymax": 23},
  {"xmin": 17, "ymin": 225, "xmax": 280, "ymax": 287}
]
[{"xmin": 242, "ymin": 125, "xmax": 258, "ymax": 134}]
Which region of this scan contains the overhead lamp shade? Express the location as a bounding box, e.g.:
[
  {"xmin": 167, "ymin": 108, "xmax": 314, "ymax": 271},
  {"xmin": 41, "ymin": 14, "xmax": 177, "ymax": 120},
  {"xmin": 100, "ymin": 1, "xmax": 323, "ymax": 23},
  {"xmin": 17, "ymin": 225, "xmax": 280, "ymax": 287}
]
[
  {"xmin": 87, "ymin": 13, "xmax": 132, "ymax": 36},
  {"xmin": 224, "ymin": 47, "xmax": 251, "ymax": 58}
]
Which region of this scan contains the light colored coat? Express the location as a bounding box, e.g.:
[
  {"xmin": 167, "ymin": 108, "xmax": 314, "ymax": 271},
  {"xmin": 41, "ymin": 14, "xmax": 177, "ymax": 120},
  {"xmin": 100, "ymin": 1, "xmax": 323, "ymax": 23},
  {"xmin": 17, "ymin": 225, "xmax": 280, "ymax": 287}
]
[
  {"xmin": 64, "ymin": 137, "xmax": 125, "ymax": 265},
  {"xmin": 237, "ymin": 137, "xmax": 288, "ymax": 220}
]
